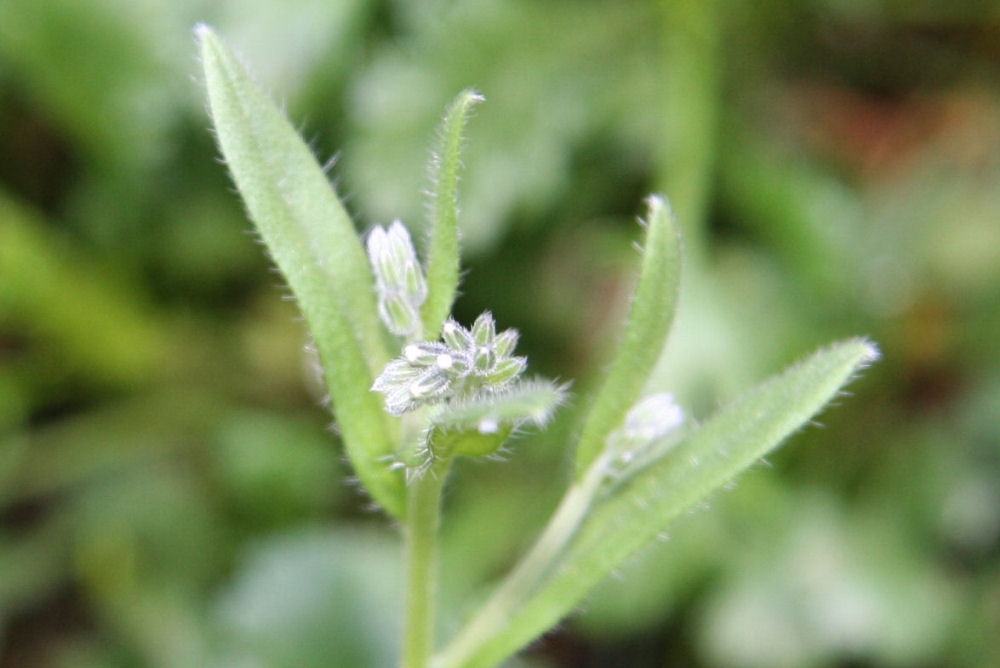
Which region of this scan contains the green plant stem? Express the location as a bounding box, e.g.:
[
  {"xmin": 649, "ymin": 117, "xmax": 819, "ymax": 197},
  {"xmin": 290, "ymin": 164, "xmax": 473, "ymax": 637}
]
[
  {"xmin": 404, "ymin": 458, "xmax": 451, "ymax": 668},
  {"xmin": 434, "ymin": 456, "xmax": 609, "ymax": 668}
]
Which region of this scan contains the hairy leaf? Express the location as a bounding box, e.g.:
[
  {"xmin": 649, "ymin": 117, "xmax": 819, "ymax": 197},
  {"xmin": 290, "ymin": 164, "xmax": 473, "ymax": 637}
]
[
  {"xmin": 422, "ymin": 89, "xmax": 484, "ymax": 338},
  {"xmin": 574, "ymin": 195, "xmax": 682, "ymax": 475},
  {"xmin": 438, "ymin": 338, "xmax": 878, "ymax": 668},
  {"xmin": 198, "ymin": 25, "xmax": 403, "ymax": 517}
]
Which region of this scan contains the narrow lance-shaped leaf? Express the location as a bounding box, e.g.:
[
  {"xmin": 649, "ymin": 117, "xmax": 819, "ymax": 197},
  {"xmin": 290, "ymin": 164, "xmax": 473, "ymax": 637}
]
[
  {"xmin": 574, "ymin": 195, "xmax": 681, "ymax": 476},
  {"xmin": 437, "ymin": 338, "xmax": 879, "ymax": 668},
  {"xmin": 197, "ymin": 25, "xmax": 404, "ymax": 517},
  {"xmin": 421, "ymin": 89, "xmax": 484, "ymax": 338}
]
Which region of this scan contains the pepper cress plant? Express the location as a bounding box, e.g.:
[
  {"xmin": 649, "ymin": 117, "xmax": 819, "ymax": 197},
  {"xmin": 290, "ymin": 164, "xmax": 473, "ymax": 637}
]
[{"xmin": 197, "ymin": 25, "xmax": 879, "ymax": 668}]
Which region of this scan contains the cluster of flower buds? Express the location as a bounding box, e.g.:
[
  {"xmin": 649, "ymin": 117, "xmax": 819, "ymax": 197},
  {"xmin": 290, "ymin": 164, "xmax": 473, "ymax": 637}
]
[
  {"xmin": 366, "ymin": 221, "xmax": 427, "ymax": 337},
  {"xmin": 372, "ymin": 312, "xmax": 527, "ymax": 416}
]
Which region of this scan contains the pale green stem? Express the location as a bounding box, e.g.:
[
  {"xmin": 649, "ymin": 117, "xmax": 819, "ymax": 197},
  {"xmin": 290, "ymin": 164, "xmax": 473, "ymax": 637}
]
[
  {"xmin": 433, "ymin": 456, "xmax": 610, "ymax": 668},
  {"xmin": 403, "ymin": 458, "xmax": 451, "ymax": 668}
]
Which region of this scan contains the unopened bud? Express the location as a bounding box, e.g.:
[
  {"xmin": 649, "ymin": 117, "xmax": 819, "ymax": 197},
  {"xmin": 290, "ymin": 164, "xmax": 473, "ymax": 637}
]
[
  {"xmin": 471, "ymin": 312, "xmax": 496, "ymax": 347},
  {"xmin": 623, "ymin": 393, "xmax": 684, "ymax": 442},
  {"xmin": 367, "ymin": 221, "xmax": 428, "ymax": 337}
]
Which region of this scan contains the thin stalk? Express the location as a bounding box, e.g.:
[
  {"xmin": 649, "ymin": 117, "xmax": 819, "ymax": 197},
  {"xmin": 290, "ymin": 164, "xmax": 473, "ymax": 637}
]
[
  {"xmin": 434, "ymin": 456, "xmax": 610, "ymax": 668},
  {"xmin": 403, "ymin": 458, "xmax": 451, "ymax": 668}
]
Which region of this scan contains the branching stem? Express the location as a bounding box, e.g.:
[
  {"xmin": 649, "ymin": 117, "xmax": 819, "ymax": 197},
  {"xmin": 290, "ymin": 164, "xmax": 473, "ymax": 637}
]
[{"xmin": 434, "ymin": 455, "xmax": 609, "ymax": 668}]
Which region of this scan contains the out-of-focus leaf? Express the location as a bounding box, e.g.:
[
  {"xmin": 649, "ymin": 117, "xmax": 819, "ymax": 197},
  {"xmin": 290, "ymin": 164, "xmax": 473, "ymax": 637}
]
[
  {"xmin": 697, "ymin": 492, "xmax": 959, "ymax": 667},
  {"xmin": 0, "ymin": 517, "xmax": 68, "ymax": 617},
  {"xmin": 344, "ymin": 1, "xmax": 662, "ymax": 252},
  {"xmin": 718, "ymin": 129, "xmax": 861, "ymax": 298},
  {"xmin": 0, "ymin": 0, "xmax": 189, "ymax": 167},
  {"xmin": 70, "ymin": 468, "xmax": 223, "ymax": 667},
  {"xmin": 212, "ymin": 527, "xmax": 402, "ymax": 668},
  {"xmin": 71, "ymin": 469, "xmax": 224, "ymax": 596},
  {"xmin": 0, "ymin": 190, "xmax": 166, "ymax": 389},
  {"xmin": 657, "ymin": 0, "xmax": 723, "ymax": 257},
  {"xmin": 10, "ymin": 391, "xmax": 223, "ymax": 502},
  {"xmin": 210, "ymin": 409, "xmax": 344, "ymax": 526}
]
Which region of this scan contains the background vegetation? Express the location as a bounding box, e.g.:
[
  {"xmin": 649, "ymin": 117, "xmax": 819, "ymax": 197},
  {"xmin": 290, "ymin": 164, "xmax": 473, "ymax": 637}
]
[{"xmin": 2, "ymin": 0, "xmax": 998, "ymax": 665}]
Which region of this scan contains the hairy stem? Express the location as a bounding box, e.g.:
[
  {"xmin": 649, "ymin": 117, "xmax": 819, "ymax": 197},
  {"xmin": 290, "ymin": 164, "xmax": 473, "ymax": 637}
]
[
  {"xmin": 404, "ymin": 458, "xmax": 451, "ymax": 668},
  {"xmin": 434, "ymin": 456, "xmax": 609, "ymax": 668}
]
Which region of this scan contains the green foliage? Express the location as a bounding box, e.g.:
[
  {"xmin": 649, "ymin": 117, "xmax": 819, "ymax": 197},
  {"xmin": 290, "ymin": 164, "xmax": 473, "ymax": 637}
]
[
  {"xmin": 422, "ymin": 90, "xmax": 484, "ymax": 338},
  {"xmin": 437, "ymin": 341, "xmax": 876, "ymax": 668},
  {"xmin": 199, "ymin": 26, "xmax": 876, "ymax": 666},
  {"xmin": 214, "ymin": 527, "xmax": 402, "ymax": 668},
  {"xmin": 573, "ymin": 195, "xmax": 681, "ymax": 475},
  {"xmin": 199, "ymin": 25, "xmax": 403, "ymax": 518},
  {"xmin": 3, "ymin": 2, "xmax": 1000, "ymax": 667},
  {"xmin": 427, "ymin": 379, "xmax": 565, "ymax": 458}
]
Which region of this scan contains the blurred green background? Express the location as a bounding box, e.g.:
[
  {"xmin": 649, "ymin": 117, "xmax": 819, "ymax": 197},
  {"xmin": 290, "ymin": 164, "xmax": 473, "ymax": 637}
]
[{"xmin": 2, "ymin": 0, "xmax": 999, "ymax": 666}]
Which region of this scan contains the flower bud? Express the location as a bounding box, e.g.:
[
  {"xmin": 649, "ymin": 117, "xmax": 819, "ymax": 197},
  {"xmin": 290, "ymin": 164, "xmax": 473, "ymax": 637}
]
[
  {"xmin": 607, "ymin": 393, "xmax": 685, "ymax": 467},
  {"xmin": 471, "ymin": 312, "xmax": 496, "ymax": 347},
  {"xmin": 622, "ymin": 393, "xmax": 684, "ymax": 442},
  {"xmin": 442, "ymin": 319, "xmax": 474, "ymax": 351},
  {"xmin": 366, "ymin": 221, "xmax": 428, "ymax": 337},
  {"xmin": 485, "ymin": 357, "xmax": 526, "ymax": 386}
]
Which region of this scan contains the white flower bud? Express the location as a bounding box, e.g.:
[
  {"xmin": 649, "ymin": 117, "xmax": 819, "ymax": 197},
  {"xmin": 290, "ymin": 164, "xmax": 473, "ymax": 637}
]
[
  {"xmin": 372, "ymin": 311, "xmax": 529, "ymax": 415},
  {"xmin": 605, "ymin": 393, "xmax": 685, "ymax": 470},
  {"xmin": 623, "ymin": 393, "xmax": 684, "ymax": 442},
  {"xmin": 366, "ymin": 221, "xmax": 428, "ymax": 337}
]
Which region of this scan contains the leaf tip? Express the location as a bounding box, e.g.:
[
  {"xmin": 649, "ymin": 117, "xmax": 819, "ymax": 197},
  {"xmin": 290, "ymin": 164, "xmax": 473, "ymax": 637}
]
[
  {"xmin": 462, "ymin": 88, "xmax": 486, "ymax": 104},
  {"xmin": 643, "ymin": 193, "xmax": 674, "ymax": 221},
  {"xmin": 859, "ymin": 338, "xmax": 881, "ymax": 365},
  {"xmin": 645, "ymin": 192, "xmax": 667, "ymax": 211},
  {"xmin": 193, "ymin": 22, "xmax": 214, "ymax": 43},
  {"xmin": 638, "ymin": 195, "xmax": 680, "ymax": 252},
  {"xmin": 835, "ymin": 337, "xmax": 881, "ymax": 373}
]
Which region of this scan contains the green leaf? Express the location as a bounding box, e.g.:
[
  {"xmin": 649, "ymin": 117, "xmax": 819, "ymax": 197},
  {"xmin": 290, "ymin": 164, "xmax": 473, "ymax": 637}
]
[
  {"xmin": 197, "ymin": 26, "xmax": 403, "ymax": 518},
  {"xmin": 421, "ymin": 90, "xmax": 484, "ymax": 338},
  {"xmin": 214, "ymin": 527, "xmax": 403, "ymax": 668},
  {"xmin": 574, "ymin": 195, "xmax": 682, "ymax": 476},
  {"xmin": 437, "ymin": 338, "xmax": 878, "ymax": 668},
  {"xmin": 0, "ymin": 190, "xmax": 166, "ymax": 387},
  {"xmin": 0, "ymin": 0, "xmax": 182, "ymax": 168},
  {"xmin": 428, "ymin": 380, "xmax": 566, "ymax": 458}
]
